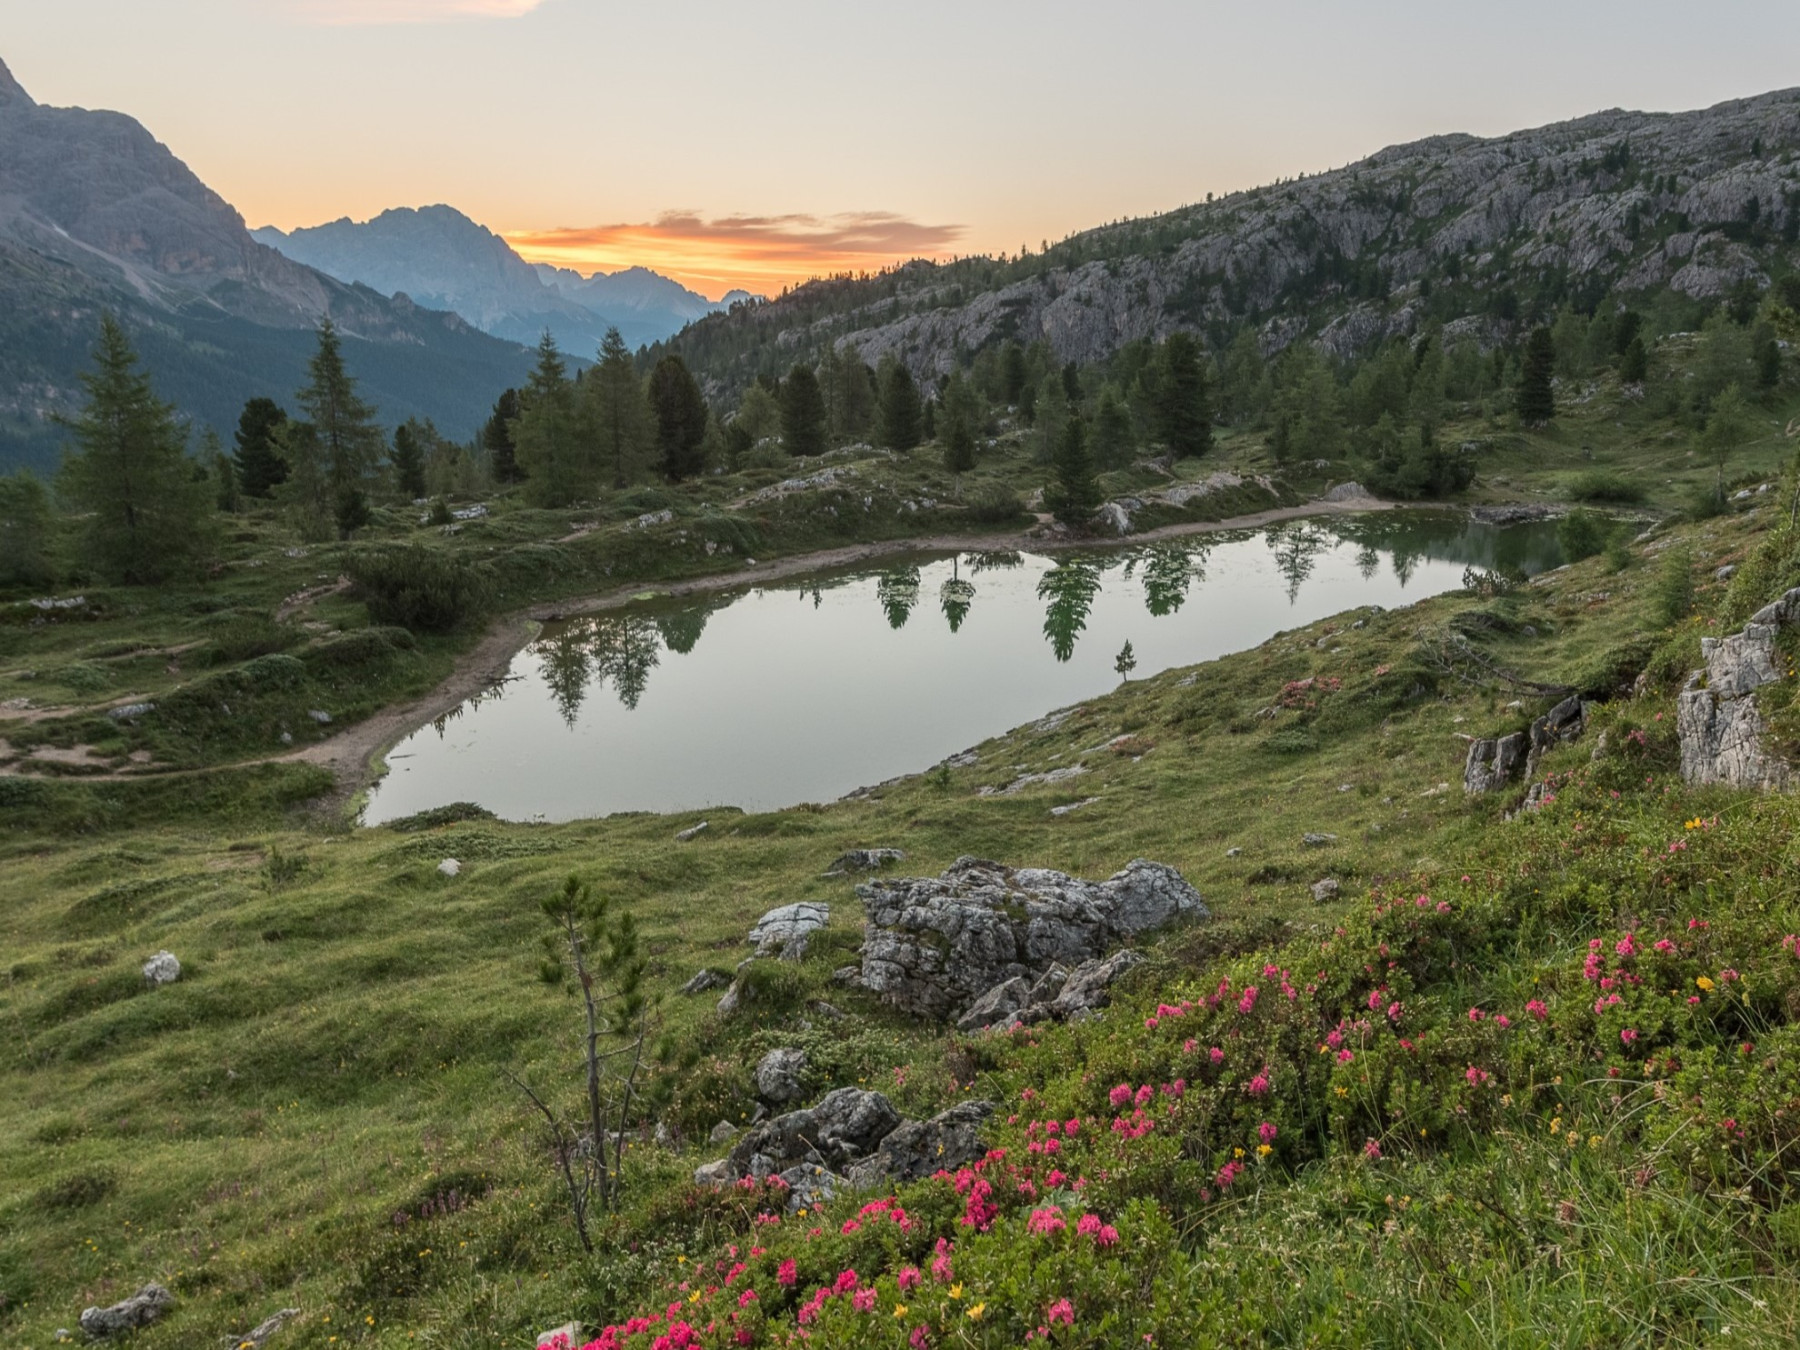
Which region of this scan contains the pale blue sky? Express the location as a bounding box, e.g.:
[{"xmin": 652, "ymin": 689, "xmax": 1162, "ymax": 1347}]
[{"xmin": 7, "ymin": 0, "xmax": 1799, "ymax": 293}]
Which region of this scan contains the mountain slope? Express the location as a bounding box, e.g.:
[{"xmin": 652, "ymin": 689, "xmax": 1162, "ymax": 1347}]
[
  {"xmin": 254, "ymin": 207, "xmax": 748, "ymax": 354},
  {"xmin": 0, "ymin": 57, "xmax": 535, "ymax": 474},
  {"xmin": 657, "ymin": 87, "xmax": 1800, "ymax": 394}
]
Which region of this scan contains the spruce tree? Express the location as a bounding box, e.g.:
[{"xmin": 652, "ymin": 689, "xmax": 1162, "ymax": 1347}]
[
  {"xmin": 647, "ymin": 354, "xmax": 709, "ymax": 481},
  {"xmin": 1155, "ymin": 332, "xmax": 1213, "ymax": 457},
  {"xmin": 483, "ymin": 387, "xmax": 524, "ymax": 483},
  {"xmin": 941, "ymin": 375, "xmax": 977, "ymax": 477},
  {"xmin": 587, "ymin": 327, "xmax": 650, "ymax": 491},
  {"xmin": 1092, "ymin": 386, "xmax": 1135, "ymax": 466},
  {"xmin": 1619, "ymin": 336, "xmax": 1649, "ymax": 384},
  {"xmin": 1517, "ymin": 326, "xmax": 1558, "ymax": 424},
  {"xmin": 391, "ymin": 422, "xmax": 428, "ymax": 499},
  {"xmin": 515, "ymin": 332, "xmax": 588, "ymax": 505},
  {"xmin": 1000, "ymin": 342, "xmax": 1029, "ymax": 406},
  {"xmin": 1045, "ymin": 413, "xmax": 1102, "ymax": 527},
  {"xmin": 232, "ymin": 397, "xmax": 289, "ymax": 498},
  {"xmin": 780, "ymin": 364, "xmax": 827, "ymax": 457},
  {"xmin": 202, "ymin": 428, "xmax": 238, "ymax": 513},
  {"xmin": 57, "ymin": 316, "xmax": 213, "ymax": 584},
  {"xmin": 877, "ymin": 357, "xmax": 923, "ymax": 452}
]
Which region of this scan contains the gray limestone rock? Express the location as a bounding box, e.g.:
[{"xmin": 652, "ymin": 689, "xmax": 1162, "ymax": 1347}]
[
  {"xmin": 142, "ymin": 951, "xmax": 181, "ymax": 986},
  {"xmin": 955, "ymin": 976, "xmax": 1033, "ymax": 1033},
  {"xmin": 1464, "ymin": 732, "xmax": 1527, "ymax": 793},
  {"xmin": 680, "ymin": 968, "xmax": 730, "ymax": 995},
  {"xmin": 1678, "ymin": 588, "xmax": 1800, "ymax": 789},
  {"xmin": 1049, "ymin": 950, "xmax": 1146, "ymax": 1020},
  {"xmin": 1310, "ymin": 877, "xmax": 1341, "ymax": 903},
  {"xmin": 824, "ymin": 848, "xmax": 905, "ymax": 876},
  {"xmin": 240, "ymin": 1309, "xmax": 301, "ymax": 1348},
  {"xmin": 709, "ymin": 1120, "xmax": 738, "ymax": 1144},
  {"xmin": 776, "ymin": 1163, "xmax": 845, "ymax": 1213},
  {"xmin": 79, "ymin": 1284, "xmax": 173, "ymax": 1338},
  {"xmin": 1523, "ymin": 696, "xmax": 1587, "ymax": 781},
  {"xmin": 1301, "ymin": 832, "xmax": 1338, "ymax": 847},
  {"xmin": 693, "ymin": 1158, "xmax": 732, "ymax": 1187},
  {"xmin": 845, "ymin": 1100, "xmax": 996, "ymax": 1187},
  {"xmin": 675, "ymin": 821, "xmax": 709, "ymax": 842},
  {"xmin": 748, "ymin": 903, "xmax": 830, "ymax": 957},
  {"xmin": 857, "ymin": 857, "xmax": 1204, "ymax": 1021},
  {"xmin": 726, "ymin": 1088, "xmax": 903, "ymax": 1178},
  {"xmin": 755, "ymin": 1048, "xmax": 808, "ymax": 1104}
]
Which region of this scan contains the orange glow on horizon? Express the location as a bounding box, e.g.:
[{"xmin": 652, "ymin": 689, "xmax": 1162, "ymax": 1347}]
[{"xmin": 504, "ymin": 211, "xmax": 966, "ymax": 300}]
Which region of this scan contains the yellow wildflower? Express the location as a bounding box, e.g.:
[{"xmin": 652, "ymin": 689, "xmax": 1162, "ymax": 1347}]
[
  {"xmin": 1257, "ymin": 1143, "xmax": 1272, "ymax": 1157},
  {"xmin": 968, "ymin": 1303, "xmax": 986, "ymax": 1321},
  {"xmin": 1696, "ymin": 976, "xmax": 1715, "ymax": 992},
  {"xmin": 949, "ymin": 1283, "xmax": 963, "ymax": 1300},
  {"xmin": 894, "ymin": 1305, "xmax": 908, "ymax": 1319}
]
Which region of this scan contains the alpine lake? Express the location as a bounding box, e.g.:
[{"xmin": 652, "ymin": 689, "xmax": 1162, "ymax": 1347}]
[{"xmin": 361, "ymin": 512, "xmax": 1564, "ymax": 824}]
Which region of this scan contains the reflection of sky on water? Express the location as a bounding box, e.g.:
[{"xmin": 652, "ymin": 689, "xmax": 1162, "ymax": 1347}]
[{"xmin": 363, "ymin": 514, "xmax": 1562, "ymax": 824}]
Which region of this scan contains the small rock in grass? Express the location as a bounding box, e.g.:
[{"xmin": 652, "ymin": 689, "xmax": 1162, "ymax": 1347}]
[
  {"xmin": 80, "ymin": 1283, "xmax": 173, "ymax": 1338},
  {"xmin": 680, "ymin": 969, "xmax": 729, "ymax": 995},
  {"xmin": 755, "ymin": 1047, "xmax": 808, "ymax": 1104},
  {"xmin": 709, "ymin": 1120, "xmax": 738, "ymax": 1144},
  {"xmin": 143, "ymin": 951, "xmax": 181, "ymax": 986},
  {"xmin": 308, "ymin": 709, "xmax": 332, "ymax": 725},
  {"xmin": 1310, "ymin": 877, "xmax": 1341, "ymax": 903},
  {"xmin": 675, "ymin": 820, "xmax": 709, "ymax": 842},
  {"xmin": 1302, "ymin": 832, "xmax": 1338, "ymax": 847},
  {"xmin": 823, "ymin": 847, "xmax": 905, "ymax": 875},
  {"xmin": 1225, "ymin": 847, "xmax": 1241, "ymax": 857},
  {"xmin": 437, "ymin": 858, "xmax": 462, "ymax": 878},
  {"xmin": 241, "ymin": 1308, "xmax": 302, "ymax": 1347}
]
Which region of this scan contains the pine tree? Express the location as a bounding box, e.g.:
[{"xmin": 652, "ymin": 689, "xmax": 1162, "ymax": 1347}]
[
  {"xmin": 1114, "ymin": 640, "xmax": 1137, "ymax": 683},
  {"xmin": 647, "ymin": 354, "xmax": 709, "ymax": 482},
  {"xmin": 232, "ymin": 397, "xmax": 289, "ymax": 498},
  {"xmin": 877, "ymin": 357, "xmax": 923, "ymax": 452},
  {"xmin": 391, "ymin": 422, "xmax": 428, "ymax": 499},
  {"xmin": 1619, "ymin": 336, "xmax": 1649, "ymax": 384},
  {"xmin": 0, "ymin": 472, "xmax": 55, "ymax": 588},
  {"xmin": 1000, "ymin": 342, "xmax": 1028, "ymax": 406},
  {"xmin": 57, "ymin": 316, "xmax": 213, "ymax": 583},
  {"xmin": 1155, "ymin": 333, "xmax": 1213, "ymax": 457},
  {"xmin": 1045, "ymin": 413, "xmax": 1101, "ymax": 527},
  {"xmin": 1517, "ymin": 326, "xmax": 1557, "ymax": 424},
  {"xmin": 483, "ymin": 387, "xmax": 524, "ymax": 484},
  {"xmin": 781, "ymin": 364, "xmax": 827, "ymax": 458},
  {"xmin": 586, "ymin": 327, "xmax": 650, "ymax": 491}
]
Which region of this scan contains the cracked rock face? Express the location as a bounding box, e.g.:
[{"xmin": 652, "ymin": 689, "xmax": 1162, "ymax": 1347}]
[
  {"xmin": 858, "ymin": 857, "xmax": 1203, "ymax": 1021},
  {"xmin": 1464, "ymin": 732, "xmax": 1527, "ymax": 793},
  {"xmin": 748, "ymin": 903, "xmax": 829, "ymax": 958},
  {"xmin": 755, "ymin": 1047, "xmax": 808, "ymax": 1104},
  {"xmin": 726, "ymin": 1088, "xmax": 904, "ymax": 1178},
  {"xmin": 80, "ymin": 1284, "xmax": 174, "ymax": 1338},
  {"xmin": 1679, "ymin": 588, "xmax": 1800, "ymax": 789}
]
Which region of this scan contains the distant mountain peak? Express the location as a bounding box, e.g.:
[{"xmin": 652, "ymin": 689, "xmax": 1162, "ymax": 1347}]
[{"xmin": 0, "ymin": 57, "xmax": 36, "ymax": 109}]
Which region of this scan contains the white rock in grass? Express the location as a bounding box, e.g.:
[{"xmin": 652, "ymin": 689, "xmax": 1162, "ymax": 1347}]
[
  {"xmin": 437, "ymin": 858, "xmax": 462, "ymax": 878},
  {"xmin": 143, "ymin": 951, "xmax": 181, "ymax": 986}
]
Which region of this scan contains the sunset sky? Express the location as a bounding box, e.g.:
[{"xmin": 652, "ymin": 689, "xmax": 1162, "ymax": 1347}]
[{"xmin": 9, "ymin": 1, "xmax": 1800, "ymax": 297}]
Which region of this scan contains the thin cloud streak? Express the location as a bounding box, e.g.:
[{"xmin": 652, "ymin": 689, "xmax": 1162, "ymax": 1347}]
[
  {"xmin": 288, "ymin": 0, "xmax": 545, "ymax": 26},
  {"xmin": 506, "ymin": 211, "xmax": 966, "ymax": 295}
]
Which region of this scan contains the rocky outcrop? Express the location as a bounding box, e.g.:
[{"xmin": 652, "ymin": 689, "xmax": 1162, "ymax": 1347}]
[
  {"xmin": 80, "ymin": 1284, "xmax": 173, "ymax": 1338},
  {"xmin": 726, "ymin": 1088, "xmax": 904, "ymax": 1179},
  {"xmin": 845, "ymin": 1101, "xmax": 996, "ymax": 1187},
  {"xmin": 1679, "ymin": 587, "xmax": 1800, "ymax": 789},
  {"xmin": 697, "ymin": 1089, "xmax": 997, "ymax": 1197},
  {"xmin": 1464, "ymin": 732, "xmax": 1527, "ymax": 793},
  {"xmin": 747, "ymin": 903, "xmax": 829, "ymax": 960},
  {"xmin": 680, "ymin": 968, "xmax": 729, "ymax": 995},
  {"xmin": 1046, "ymin": 950, "xmax": 1145, "ymax": 1020},
  {"xmin": 857, "ymin": 857, "xmax": 1204, "ymax": 1021},
  {"xmin": 1524, "ymin": 696, "xmax": 1586, "ymax": 780}
]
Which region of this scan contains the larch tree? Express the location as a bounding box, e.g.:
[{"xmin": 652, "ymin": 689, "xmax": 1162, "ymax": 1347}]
[{"xmin": 56, "ymin": 316, "xmax": 213, "ymax": 583}]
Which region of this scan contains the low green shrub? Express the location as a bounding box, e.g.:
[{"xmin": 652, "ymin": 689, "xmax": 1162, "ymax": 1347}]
[{"xmin": 346, "ymin": 545, "xmax": 495, "ymax": 635}]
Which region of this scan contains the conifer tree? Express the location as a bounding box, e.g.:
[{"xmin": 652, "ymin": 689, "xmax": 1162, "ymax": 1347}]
[
  {"xmin": 202, "ymin": 428, "xmax": 238, "ymax": 513},
  {"xmin": 514, "ymin": 332, "xmax": 588, "ymax": 506},
  {"xmin": 285, "ymin": 320, "xmax": 385, "ymax": 532},
  {"xmin": 0, "ymin": 472, "xmax": 55, "ymax": 588},
  {"xmin": 1619, "ymin": 336, "xmax": 1649, "ymax": 384},
  {"xmin": 1517, "ymin": 326, "xmax": 1557, "ymax": 424},
  {"xmin": 1155, "ymin": 332, "xmax": 1213, "ymax": 457},
  {"xmin": 781, "ymin": 364, "xmax": 827, "ymax": 457},
  {"xmin": 941, "ymin": 374, "xmax": 978, "ymax": 478},
  {"xmin": 483, "ymin": 387, "xmax": 524, "ymax": 484},
  {"xmin": 57, "ymin": 316, "xmax": 213, "ymax": 583},
  {"xmin": 647, "ymin": 354, "xmax": 708, "ymax": 482},
  {"xmin": 1045, "ymin": 413, "xmax": 1102, "ymax": 527},
  {"xmin": 586, "ymin": 327, "xmax": 650, "ymax": 490},
  {"xmin": 1092, "ymin": 386, "xmax": 1135, "ymax": 466},
  {"xmin": 232, "ymin": 397, "xmax": 289, "ymax": 498},
  {"xmin": 877, "ymin": 357, "xmax": 923, "ymax": 452},
  {"xmin": 1000, "ymin": 342, "xmax": 1029, "ymax": 406},
  {"xmin": 391, "ymin": 422, "xmax": 428, "ymax": 499}
]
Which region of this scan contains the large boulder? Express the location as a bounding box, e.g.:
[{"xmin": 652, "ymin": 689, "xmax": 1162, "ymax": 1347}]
[
  {"xmin": 846, "ymin": 1100, "xmax": 996, "ymax": 1187},
  {"xmin": 858, "ymin": 857, "xmax": 1204, "ymax": 1021},
  {"xmin": 1679, "ymin": 588, "xmax": 1800, "ymax": 789},
  {"xmin": 748, "ymin": 903, "xmax": 830, "ymax": 959},
  {"xmin": 80, "ymin": 1284, "xmax": 173, "ymax": 1338},
  {"xmin": 726, "ymin": 1088, "xmax": 903, "ymax": 1178}
]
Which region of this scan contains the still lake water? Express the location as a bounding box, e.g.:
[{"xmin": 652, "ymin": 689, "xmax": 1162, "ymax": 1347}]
[{"xmin": 361, "ymin": 513, "xmax": 1562, "ymax": 824}]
